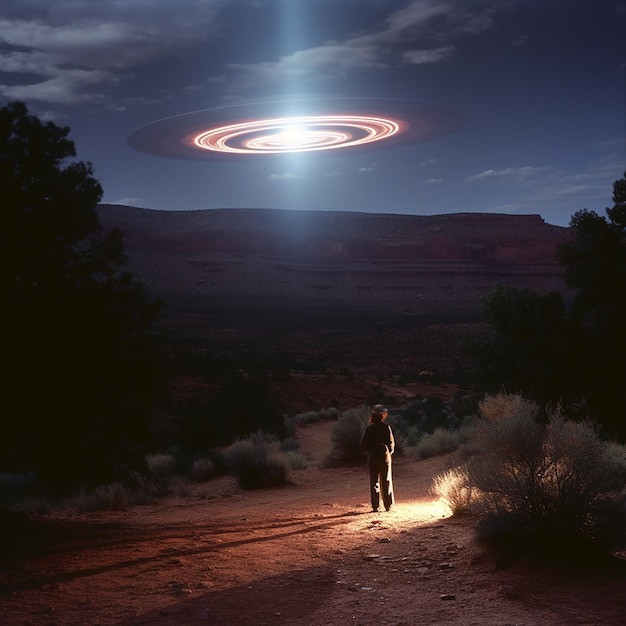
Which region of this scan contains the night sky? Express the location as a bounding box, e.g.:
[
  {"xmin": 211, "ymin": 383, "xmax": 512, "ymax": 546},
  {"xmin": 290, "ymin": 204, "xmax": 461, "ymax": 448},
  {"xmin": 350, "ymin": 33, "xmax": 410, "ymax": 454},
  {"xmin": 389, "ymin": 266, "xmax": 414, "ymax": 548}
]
[{"xmin": 1, "ymin": 0, "xmax": 624, "ymax": 226}]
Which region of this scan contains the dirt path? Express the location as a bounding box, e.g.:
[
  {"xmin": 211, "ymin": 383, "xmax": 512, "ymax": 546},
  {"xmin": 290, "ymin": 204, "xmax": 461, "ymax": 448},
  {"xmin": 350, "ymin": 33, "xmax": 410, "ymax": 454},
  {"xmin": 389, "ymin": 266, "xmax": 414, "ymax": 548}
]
[{"xmin": 2, "ymin": 422, "xmax": 626, "ymax": 625}]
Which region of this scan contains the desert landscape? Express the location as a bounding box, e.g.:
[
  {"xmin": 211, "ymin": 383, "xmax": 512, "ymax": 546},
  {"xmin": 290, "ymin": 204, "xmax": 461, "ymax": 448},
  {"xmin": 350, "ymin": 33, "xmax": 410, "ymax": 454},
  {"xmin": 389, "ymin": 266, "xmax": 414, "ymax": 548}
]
[
  {"xmin": 2, "ymin": 421, "xmax": 626, "ymax": 626},
  {"xmin": 97, "ymin": 205, "xmax": 572, "ymax": 407},
  {"xmin": 4, "ymin": 207, "xmax": 625, "ymax": 625},
  {"xmin": 96, "ymin": 205, "xmax": 570, "ymax": 314}
]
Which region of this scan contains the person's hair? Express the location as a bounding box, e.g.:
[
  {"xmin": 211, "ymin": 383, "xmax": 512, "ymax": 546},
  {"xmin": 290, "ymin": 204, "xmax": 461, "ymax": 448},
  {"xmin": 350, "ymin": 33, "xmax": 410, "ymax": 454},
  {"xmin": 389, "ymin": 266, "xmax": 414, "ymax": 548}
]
[{"xmin": 369, "ymin": 413, "xmax": 385, "ymax": 423}]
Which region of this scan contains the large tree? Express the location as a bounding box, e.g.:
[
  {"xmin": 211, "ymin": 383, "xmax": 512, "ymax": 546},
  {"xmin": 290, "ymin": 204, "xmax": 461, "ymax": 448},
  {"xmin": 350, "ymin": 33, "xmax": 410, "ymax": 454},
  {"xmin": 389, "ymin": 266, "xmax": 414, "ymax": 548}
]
[
  {"xmin": 464, "ymin": 172, "xmax": 626, "ymax": 439},
  {"xmin": 461, "ymin": 285, "xmax": 577, "ymax": 409},
  {"xmin": 0, "ymin": 101, "xmax": 166, "ymax": 490},
  {"xmin": 556, "ymin": 171, "xmax": 626, "ymax": 439}
]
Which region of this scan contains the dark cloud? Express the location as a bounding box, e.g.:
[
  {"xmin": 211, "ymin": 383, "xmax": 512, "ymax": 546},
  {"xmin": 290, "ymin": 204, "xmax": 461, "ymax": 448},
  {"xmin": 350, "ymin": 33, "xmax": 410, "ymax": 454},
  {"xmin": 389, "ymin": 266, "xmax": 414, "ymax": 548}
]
[{"xmin": 0, "ymin": 0, "xmax": 623, "ymax": 225}]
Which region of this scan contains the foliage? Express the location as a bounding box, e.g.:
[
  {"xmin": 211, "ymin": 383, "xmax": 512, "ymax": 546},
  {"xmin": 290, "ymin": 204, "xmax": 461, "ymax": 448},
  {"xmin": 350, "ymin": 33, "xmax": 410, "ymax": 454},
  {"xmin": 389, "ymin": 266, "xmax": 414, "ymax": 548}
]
[
  {"xmin": 176, "ymin": 370, "xmax": 287, "ymax": 455},
  {"xmin": 399, "ymin": 396, "xmax": 448, "ymax": 432},
  {"xmin": 72, "ymin": 483, "xmax": 129, "ymax": 512},
  {"xmin": 431, "ymin": 467, "xmax": 475, "ymax": 515},
  {"xmin": 283, "ymin": 450, "xmax": 308, "ymax": 471},
  {"xmin": 414, "ymin": 426, "xmax": 472, "ymax": 460},
  {"xmin": 145, "ymin": 453, "xmax": 177, "ymax": 480},
  {"xmin": 454, "ymin": 393, "xmax": 626, "ymax": 555},
  {"xmin": 324, "ymin": 405, "xmax": 371, "ymax": 466},
  {"xmin": 556, "ymin": 170, "xmax": 626, "ymax": 439},
  {"xmin": 0, "ymin": 101, "xmax": 167, "ymax": 491},
  {"xmin": 462, "ymin": 285, "xmax": 576, "ymax": 407},
  {"xmin": 189, "ymin": 457, "xmax": 216, "ymax": 482},
  {"xmin": 393, "ymin": 393, "xmax": 478, "ymax": 449},
  {"xmin": 478, "ymin": 392, "xmax": 538, "ymax": 423},
  {"xmin": 290, "ymin": 407, "xmax": 340, "ymax": 426},
  {"xmin": 463, "ymin": 172, "xmax": 626, "ymax": 440},
  {"xmin": 223, "ymin": 431, "xmax": 291, "ymax": 489}
]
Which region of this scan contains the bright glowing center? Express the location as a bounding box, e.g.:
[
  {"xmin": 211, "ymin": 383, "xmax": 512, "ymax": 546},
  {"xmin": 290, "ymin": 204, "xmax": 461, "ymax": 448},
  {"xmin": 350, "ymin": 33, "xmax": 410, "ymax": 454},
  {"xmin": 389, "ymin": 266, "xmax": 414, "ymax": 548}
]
[
  {"xmin": 275, "ymin": 125, "xmax": 308, "ymax": 147},
  {"xmin": 191, "ymin": 114, "xmax": 401, "ymax": 155}
]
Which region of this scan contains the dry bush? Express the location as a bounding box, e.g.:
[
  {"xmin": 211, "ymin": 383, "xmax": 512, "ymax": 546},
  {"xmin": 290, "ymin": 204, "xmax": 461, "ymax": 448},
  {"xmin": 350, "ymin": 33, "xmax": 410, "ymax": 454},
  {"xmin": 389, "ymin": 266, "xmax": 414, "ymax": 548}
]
[
  {"xmin": 478, "ymin": 392, "xmax": 538, "ymax": 423},
  {"xmin": 70, "ymin": 483, "xmax": 129, "ymax": 512},
  {"xmin": 223, "ymin": 433, "xmax": 290, "ymax": 489},
  {"xmin": 290, "ymin": 407, "xmax": 340, "ymax": 426},
  {"xmin": 324, "ymin": 405, "xmax": 370, "ymax": 466},
  {"xmin": 415, "ymin": 427, "xmax": 471, "ymax": 460},
  {"xmin": 285, "ymin": 450, "xmax": 308, "ymax": 470},
  {"xmin": 465, "ymin": 393, "xmax": 626, "ymax": 554},
  {"xmin": 190, "ymin": 457, "xmax": 216, "ymax": 482},
  {"xmin": 146, "ymin": 453, "xmax": 177, "ymax": 479},
  {"xmin": 431, "ymin": 467, "xmax": 476, "ymax": 515}
]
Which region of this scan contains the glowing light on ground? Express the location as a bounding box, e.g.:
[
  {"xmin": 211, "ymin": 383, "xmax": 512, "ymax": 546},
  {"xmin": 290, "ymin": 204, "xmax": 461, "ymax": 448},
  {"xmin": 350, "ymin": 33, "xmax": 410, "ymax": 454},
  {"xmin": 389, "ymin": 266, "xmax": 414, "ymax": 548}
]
[
  {"xmin": 411, "ymin": 497, "xmax": 453, "ymax": 521},
  {"xmin": 390, "ymin": 497, "xmax": 453, "ymax": 525},
  {"xmin": 127, "ymin": 97, "xmax": 465, "ymax": 160},
  {"xmin": 340, "ymin": 497, "xmax": 453, "ymax": 534}
]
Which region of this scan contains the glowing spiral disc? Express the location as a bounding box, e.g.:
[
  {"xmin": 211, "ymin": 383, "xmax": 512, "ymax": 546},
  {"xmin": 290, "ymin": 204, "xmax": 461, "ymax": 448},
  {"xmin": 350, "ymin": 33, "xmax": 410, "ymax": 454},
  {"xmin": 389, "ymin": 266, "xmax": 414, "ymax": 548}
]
[
  {"xmin": 128, "ymin": 98, "xmax": 465, "ymax": 160},
  {"xmin": 190, "ymin": 114, "xmax": 401, "ymax": 154}
]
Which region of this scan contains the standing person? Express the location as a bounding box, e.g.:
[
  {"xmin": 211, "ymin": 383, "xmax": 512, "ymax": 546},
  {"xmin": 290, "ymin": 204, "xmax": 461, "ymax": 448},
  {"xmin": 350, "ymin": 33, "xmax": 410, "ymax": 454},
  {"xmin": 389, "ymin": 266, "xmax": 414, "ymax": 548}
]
[{"xmin": 360, "ymin": 404, "xmax": 395, "ymax": 512}]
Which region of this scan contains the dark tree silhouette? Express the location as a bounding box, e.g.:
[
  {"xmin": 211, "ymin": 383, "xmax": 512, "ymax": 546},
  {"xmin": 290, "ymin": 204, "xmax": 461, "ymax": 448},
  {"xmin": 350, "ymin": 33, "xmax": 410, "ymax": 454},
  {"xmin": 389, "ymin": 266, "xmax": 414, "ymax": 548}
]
[
  {"xmin": 461, "ymin": 285, "xmax": 577, "ymax": 408},
  {"xmin": 557, "ymin": 171, "xmax": 626, "ymax": 439},
  {"xmin": 0, "ymin": 101, "xmax": 167, "ymax": 490},
  {"xmin": 463, "ymin": 172, "xmax": 626, "ymax": 439}
]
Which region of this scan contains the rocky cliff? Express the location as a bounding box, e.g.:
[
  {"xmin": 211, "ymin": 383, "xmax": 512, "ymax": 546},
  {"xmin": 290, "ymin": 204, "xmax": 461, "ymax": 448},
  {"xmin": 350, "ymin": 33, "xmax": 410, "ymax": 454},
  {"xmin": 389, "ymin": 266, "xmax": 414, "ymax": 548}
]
[{"xmin": 97, "ymin": 205, "xmax": 571, "ymax": 312}]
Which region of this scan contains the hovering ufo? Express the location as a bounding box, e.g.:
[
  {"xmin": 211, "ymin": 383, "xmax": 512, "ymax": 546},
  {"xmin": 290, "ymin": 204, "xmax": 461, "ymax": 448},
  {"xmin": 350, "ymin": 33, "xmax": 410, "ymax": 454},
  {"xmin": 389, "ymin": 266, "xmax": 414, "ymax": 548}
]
[{"xmin": 127, "ymin": 97, "xmax": 465, "ymax": 160}]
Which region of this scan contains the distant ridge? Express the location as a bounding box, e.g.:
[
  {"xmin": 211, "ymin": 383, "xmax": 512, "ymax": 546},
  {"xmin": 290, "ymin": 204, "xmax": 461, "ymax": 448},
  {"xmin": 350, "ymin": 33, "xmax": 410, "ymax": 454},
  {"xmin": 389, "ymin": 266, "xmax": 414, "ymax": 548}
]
[{"xmin": 97, "ymin": 204, "xmax": 571, "ymax": 312}]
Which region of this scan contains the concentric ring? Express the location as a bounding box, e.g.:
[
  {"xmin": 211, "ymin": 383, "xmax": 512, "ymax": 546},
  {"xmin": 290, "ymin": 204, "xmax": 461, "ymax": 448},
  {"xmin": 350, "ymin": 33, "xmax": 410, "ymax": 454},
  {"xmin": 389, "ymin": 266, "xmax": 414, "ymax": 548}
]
[
  {"xmin": 192, "ymin": 114, "xmax": 401, "ymax": 154},
  {"xmin": 128, "ymin": 97, "xmax": 464, "ymax": 160}
]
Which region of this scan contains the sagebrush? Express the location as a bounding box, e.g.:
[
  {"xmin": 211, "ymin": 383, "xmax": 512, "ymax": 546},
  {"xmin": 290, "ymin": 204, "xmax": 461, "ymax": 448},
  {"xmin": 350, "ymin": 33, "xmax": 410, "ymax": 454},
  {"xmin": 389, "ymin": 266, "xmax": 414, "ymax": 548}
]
[
  {"xmin": 223, "ymin": 432, "xmax": 292, "ymax": 489},
  {"xmin": 433, "ymin": 393, "xmax": 626, "ymax": 555},
  {"xmin": 324, "ymin": 406, "xmax": 370, "ymax": 466}
]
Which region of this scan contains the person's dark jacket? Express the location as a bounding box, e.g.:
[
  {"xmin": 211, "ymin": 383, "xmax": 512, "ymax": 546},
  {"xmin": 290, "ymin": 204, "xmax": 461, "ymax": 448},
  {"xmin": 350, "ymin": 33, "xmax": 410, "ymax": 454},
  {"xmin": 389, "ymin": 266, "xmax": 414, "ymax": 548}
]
[{"xmin": 360, "ymin": 421, "xmax": 394, "ymax": 462}]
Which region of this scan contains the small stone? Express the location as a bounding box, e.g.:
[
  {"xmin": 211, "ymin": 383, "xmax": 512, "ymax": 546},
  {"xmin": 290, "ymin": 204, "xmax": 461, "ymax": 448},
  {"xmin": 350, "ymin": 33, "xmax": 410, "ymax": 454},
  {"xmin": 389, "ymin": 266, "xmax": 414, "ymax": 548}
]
[
  {"xmin": 499, "ymin": 584, "xmax": 521, "ymax": 600},
  {"xmin": 379, "ymin": 537, "xmax": 390, "ymax": 543},
  {"xmin": 440, "ymin": 594, "xmax": 456, "ymax": 601},
  {"xmin": 364, "ymin": 554, "xmax": 380, "ymax": 561}
]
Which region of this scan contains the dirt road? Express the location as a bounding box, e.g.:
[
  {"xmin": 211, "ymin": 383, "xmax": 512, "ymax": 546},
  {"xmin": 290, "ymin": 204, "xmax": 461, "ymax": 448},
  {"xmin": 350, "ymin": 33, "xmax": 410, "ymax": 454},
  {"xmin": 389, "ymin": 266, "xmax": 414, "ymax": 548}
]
[{"xmin": 2, "ymin": 422, "xmax": 626, "ymax": 625}]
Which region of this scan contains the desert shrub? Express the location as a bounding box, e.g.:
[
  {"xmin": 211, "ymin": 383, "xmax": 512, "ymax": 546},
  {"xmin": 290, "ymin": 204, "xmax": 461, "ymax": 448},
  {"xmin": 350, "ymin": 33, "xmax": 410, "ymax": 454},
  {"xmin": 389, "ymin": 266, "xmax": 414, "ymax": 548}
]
[
  {"xmin": 145, "ymin": 453, "xmax": 177, "ymax": 480},
  {"xmin": 291, "ymin": 410, "xmax": 321, "ymax": 426},
  {"xmin": 324, "ymin": 405, "xmax": 370, "ymax": 466},
  {"xmin": 404, "ymin": 425, "xmax": 423, "ymax": 447},
  {"xmin": 67, "ymin": 483, "xmax": 130, "ymax": 512},
  {"xmin": 321, "ymin": 407, "xmax": 341, "ymax": 420},
  {"xmin": 3, "ymin": 474, "xmax": 163, "ymax": 514},
  {"xmin": 478, "ymin": 392, "xmax": 538, "ymax": 423},
  {"xmin": 279, "ymin": 435, "xmax": 301, "ymax": 453},
  {"xmin": 10, "ymin": 496, "xmax": 55, "ymax": 516},
  {"xmin": 290, "ymin": 407, "xmax": 340, "ymax": 427},
  {"xmin": 396, "ymin": 394, "xmax": 477, "ymax": 445},
  {"xmin": 285, "ymin": 450, "xmax": 308, "ymax": 471},
  {"xmin": 464, "ymin": 393, "xmax": 626, "ymax": 555},
  {"xmin": 190, "ymin": 457, "xmax": 216, "ymax": 482},
  {"xmin": 223, "ymin": 432, "xmax": 290, "ymax": 489},
  {"xmin": 448, "ymin": 392, "xmax": 483, "ymax": 423},
  {"xmin": 431, "ymin": 467, "xmax": 475, "ymax": 515},
  {"xmin": 415, "ymin": 427, "xmax": 468, "ymax": 460}
]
